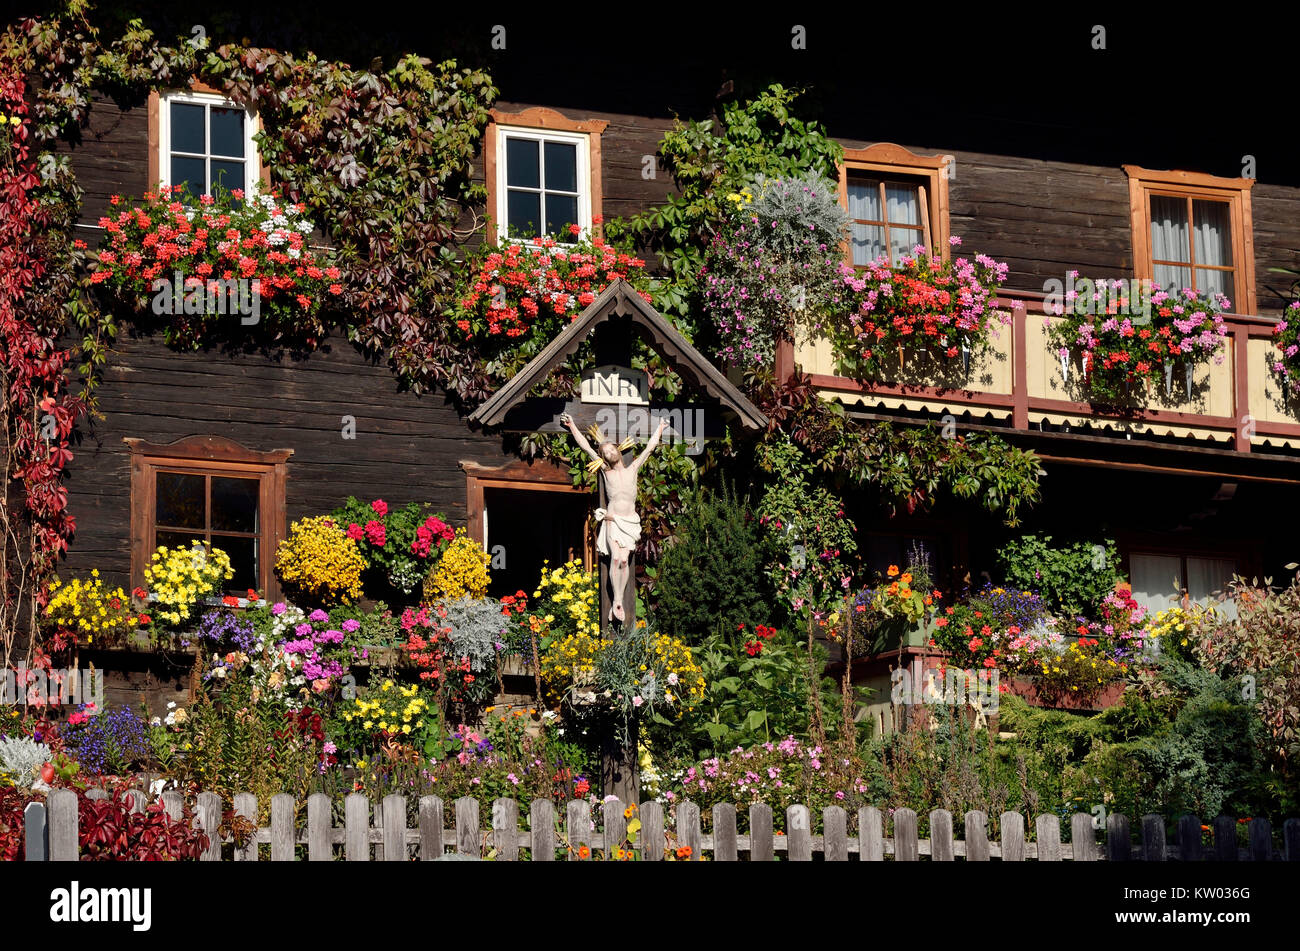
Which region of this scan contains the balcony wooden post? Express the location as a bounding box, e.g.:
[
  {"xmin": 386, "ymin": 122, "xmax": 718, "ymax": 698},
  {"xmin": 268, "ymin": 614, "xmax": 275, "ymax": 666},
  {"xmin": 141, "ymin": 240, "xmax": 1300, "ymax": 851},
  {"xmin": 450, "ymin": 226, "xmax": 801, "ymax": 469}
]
[
  {"xmin": 1232, "ymin": 325, "xmax": 1251, "ymax": 452},
  {"xmin": 1012, "ymin": 306, "xmax": 1029, "ymax": 431}
]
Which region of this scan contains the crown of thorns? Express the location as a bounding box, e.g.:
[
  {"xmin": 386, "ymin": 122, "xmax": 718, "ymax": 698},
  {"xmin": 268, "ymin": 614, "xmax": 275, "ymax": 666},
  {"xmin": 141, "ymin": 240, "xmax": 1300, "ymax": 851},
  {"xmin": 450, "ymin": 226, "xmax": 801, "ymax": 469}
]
[{"xmin": 586, "ymin": 423, "xmax": 635, "ymax": 473}]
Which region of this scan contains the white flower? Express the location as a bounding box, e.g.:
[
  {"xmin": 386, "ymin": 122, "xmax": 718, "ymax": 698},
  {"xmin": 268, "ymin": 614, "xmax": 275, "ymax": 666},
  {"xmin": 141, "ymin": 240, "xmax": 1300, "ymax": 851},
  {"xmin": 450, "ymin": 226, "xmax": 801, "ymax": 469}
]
[
  {"xmin": 541, "ymin": 710, "xmax": 557, "ymax": 720},
  {"xmin": 167, "ymin": 701, "xmax": 176, "ymax": 709},
  {"xmin": 287, "ymin": 248, "xmax": 300, "ymax": 259}
]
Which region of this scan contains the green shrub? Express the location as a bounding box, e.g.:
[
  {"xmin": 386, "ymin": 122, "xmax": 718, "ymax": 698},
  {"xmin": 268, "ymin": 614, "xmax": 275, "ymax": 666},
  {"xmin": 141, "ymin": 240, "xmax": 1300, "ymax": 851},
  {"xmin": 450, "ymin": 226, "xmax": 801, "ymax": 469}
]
[
  {"xmin": 652, "ymin": 482, "xmax": 786, "ymax": 643},
  {"xmin": 995, "ymin": 532, "xmax": 1122, "ymax": 619}
]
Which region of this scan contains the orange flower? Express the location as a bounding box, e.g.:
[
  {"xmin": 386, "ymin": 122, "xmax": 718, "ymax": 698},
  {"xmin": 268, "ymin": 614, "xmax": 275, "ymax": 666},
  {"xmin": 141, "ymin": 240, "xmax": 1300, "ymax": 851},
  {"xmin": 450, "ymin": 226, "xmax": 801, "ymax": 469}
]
[
  {"xmin": 675, "ymin": 846, "xmax": 692, "ymax": 859},
  {"xmin": 900, "ymin": 572, "xmax": 913, "ymax": 585},
  {"xmin": 577, "ymin": 845, "xmax": 591, "ymax": 859},
  {"xmin": 887, "ymin": 565, "xmax": 900, "ymax": 577}
]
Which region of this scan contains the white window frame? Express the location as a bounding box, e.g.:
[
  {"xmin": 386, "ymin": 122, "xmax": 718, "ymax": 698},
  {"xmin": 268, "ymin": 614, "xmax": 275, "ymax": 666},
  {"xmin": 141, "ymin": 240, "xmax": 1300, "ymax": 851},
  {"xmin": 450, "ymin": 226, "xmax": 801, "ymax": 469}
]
[
  {"xmin": 494, "ymin": 125, "xmax": 591, "ymax": 243},
  {"xmin": 158, "ymin": 90, "xmax": 261, "ymax": 197}
]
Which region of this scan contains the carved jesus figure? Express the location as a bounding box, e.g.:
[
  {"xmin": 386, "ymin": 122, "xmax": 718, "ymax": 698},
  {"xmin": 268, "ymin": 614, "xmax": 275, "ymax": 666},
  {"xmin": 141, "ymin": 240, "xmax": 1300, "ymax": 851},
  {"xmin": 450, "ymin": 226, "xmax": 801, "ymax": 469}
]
[{"xmin": 560, "ymin": 412, "xmax": 669, "ymax": 623}]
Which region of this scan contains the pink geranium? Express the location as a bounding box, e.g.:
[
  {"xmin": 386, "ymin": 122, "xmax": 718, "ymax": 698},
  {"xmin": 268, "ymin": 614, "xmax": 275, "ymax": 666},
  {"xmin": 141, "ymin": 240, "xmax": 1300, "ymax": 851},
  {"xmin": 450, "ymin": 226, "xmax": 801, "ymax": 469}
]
[
  {"xmin": 371, "ymin": 499, "xmax": 388, "ymax": 517},
  {"xmin": 364, "ymin": 520, "xmax": 386, "ymax": 547}
]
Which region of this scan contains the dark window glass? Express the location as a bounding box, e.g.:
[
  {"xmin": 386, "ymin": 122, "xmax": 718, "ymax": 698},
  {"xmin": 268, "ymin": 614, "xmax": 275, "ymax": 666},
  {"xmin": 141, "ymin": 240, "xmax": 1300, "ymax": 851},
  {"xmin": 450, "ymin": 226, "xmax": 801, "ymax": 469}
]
[
  {"xmin": 546, "ymin": 194, "xmax": 579, "ymax": 236},
  {"xmin": 544, "ymin": 141, "xmax": 578, "ymax": 192},
  {"xmin": 170, "ymin": 102, "xmax": 205, "ymax": 154},
  {"xmin": 156, "ymin": 472, "xmax": 205, "ymax": 529},
  {"xmin": 209, "ymin": 107, "xmax": 245, "ymax": 158},
  {"xmin": 213, "ymin": 535, "xmax": 257, "ymax": 592},
  {"xmin": 211, "ymin": 477, "xmax": 259, "ymax": 533},
  {"xmin": 507, "ymin": 190, "xmax": 541, "ymax": 237},
  {"xmin": 505, "ymin": 137, "xmax": 540, "ymax": 189},
  {"xmin": 210, "ymin": 160, "xmax": 245, "ymax": 195},
  {"xmin": 156, "ymin": 531, "xmax": 205, "ymax": 553},
  {"xmin": 170, "ymin": 156, "xmax": 206, "ymax": 197}
]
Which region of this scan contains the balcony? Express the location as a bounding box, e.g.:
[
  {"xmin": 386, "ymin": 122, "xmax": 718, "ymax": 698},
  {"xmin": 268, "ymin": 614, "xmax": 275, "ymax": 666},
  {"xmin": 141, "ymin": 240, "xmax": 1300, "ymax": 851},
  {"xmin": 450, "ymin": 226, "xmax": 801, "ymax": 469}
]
[{"xmin": 794, "ymin": 290, "xmax": 1300, "ymax": 453}]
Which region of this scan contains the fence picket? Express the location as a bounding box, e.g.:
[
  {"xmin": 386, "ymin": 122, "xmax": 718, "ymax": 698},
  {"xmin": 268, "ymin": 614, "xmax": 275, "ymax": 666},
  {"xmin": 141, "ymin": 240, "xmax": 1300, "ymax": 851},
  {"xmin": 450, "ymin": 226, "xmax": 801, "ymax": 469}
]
[
  {"xmin": 270, "ymin": 793, "xmax": 295, "ymax": 861},
  {"xmin": 965, "ymin": 810, "xmax": 989, "ymax": 862},
  {"xmin": 455, "ymin": 797, "xmax": 479, "ymax": 858},
  {"xmin": 566, "ymin": 799, "xmax": 591, "ymax": 861},
  {"xmin": 749, "ymin": 804, "xmax": 773, "ymax": 861},
  {"xmin": 1001, "ymin": 811, "xmax": 1025, "ymax": 862},
  {"xmin": 24, "ymin": 801, "xmax": 47, "ymax": 861},
  {"xmin": 713, "ymin": 803, "xmax": 738, "ymax": 861},
  {"xmin": 677, "ymin": 800, "xmax": 701, "ymax": 861},
  {"xmin": 824, "ymin": 806, "xmax": 848, "ymax": 862},
  {"xmin": 345, "ymin": 793, "xmax": 369, "ymax": 862},
  {"xmin": 161, "ymin": 790, "xmax": 183, "ymax": 822},
  {"xmin": 1249, "ymin": 818, "xmax": 1272, "ymax": 862},
  {"xmin": 530, "ymin": 798, "xmax": 555, "ymax": 861},
  {"xmin": 234, "ymin": 792, "xmax": 258, "ymax": 861},
  {"xmin": 307, "ymin": 793, "xmax": 331, "ymax": 861},
  {"xmin": 1141, "ymin": 815, "xmax": 1166, "ymax": 862},
  {"xmin": 1036, "ymin": 815, "xmax": 1061, "ymax": 862},
  {"xmin": 495, "ymin": 798, "xmax": 520, "ymax": 861},
  {"xmin": 1071, "ymin": 813, "xmax": 1096, "ymax": 861},
  {"xmin": 1177, "ymin": 815, "xmax": 1202, "ymax": 863},
  {"xmin": 786, "ymin": 804, "xmax": 811, "ymax": 861},
  {"xmin": 1285, "ymin": 818, "xmax": 1300, "ymax": 862},
  {"xmin": 640, "ymin": 800, "xmax": 664, "ymax": 862},
  {"xmin": 602, "ymin": 798, "xmax": 625, "ymax": 861},
  {"xmin": 1107, "ymin": 813, "xmax": 1131, "ymax": 862},
  {"xmin": 894, "ymin": 808, "xmax": 919, "ymax": 861},
  {"xmin": 930, "ymin": 809, "xmax": 954, "ymax": 862},
  {"xmin": 859, "ymin": 807, "xmax": 884, "ymax": 861},
  {"xmin": 1214, "ymin": 815, "xmax": 1237, "ymax": 861},
  {"xmin": 419, "ymin": 796, "xmax": 444, "ymax": 860},
  {"xmin": 197, "ymin": 792, "xmax": 222, "ymax": 861},
  {"xmin": 47, "ymin": 789, "xmax": 77, "ymax": 861},
  {"xmin": 384, "ymin": 794, "xmax": 408, "ymax": 861}
]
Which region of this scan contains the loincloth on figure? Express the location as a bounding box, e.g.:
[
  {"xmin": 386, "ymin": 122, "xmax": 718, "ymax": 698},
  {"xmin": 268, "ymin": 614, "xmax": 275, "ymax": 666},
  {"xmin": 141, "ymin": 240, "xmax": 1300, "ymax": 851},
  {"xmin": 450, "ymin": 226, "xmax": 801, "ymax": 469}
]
[{"xmin": 594, "ymin": 507, "xmax": 641, "ymax": 556}]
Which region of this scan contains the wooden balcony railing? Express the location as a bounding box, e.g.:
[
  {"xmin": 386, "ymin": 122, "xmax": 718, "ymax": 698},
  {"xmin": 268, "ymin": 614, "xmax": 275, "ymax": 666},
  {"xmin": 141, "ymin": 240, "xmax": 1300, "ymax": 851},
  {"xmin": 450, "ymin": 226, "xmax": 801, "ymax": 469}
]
[{"xmin": 794, "ymin": 289, "xmax": 1300, "ymax": 453}]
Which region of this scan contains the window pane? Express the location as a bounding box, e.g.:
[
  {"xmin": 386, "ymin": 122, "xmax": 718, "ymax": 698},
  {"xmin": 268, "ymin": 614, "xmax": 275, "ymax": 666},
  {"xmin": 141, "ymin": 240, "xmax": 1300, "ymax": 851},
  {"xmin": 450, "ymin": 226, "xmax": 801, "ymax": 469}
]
[
  {"xmin": 851, "ymin": 222, "xmax": 885, "ymax": 266},
  {"xmin": 1150, "ymin": 196, "xmax": 1190, "ymax": 263},
  {"xmin": 170, "ymin": 102, "xmax": 205, "ymax": 154},
  {"xmin": 1154, "ymin": 262, "xmax": 1192, "ymax": 293},
  {"xmin": 209, "ymin": 107, "xmax": 245, "ymax": 158},
  {"xmin": 171, "ymin": 156, "xmax": 206, "ymax": 197},
  {"xmin": 1192, "ymin": 200, "xmax": 1232, "ymax": 268},
  {"xmin": 211, "ymin": 477, "xmax": 259, "ymax": 533},
  {"xmin": 1187, "ymin": 556, "xmax": 1235, "ymax": 607},
  {"xmin": 506, "ymin": 189, "xmax": 541, "ymax": 237},
  {"xmin": 156, "ymin": 472, "xmax": 205, "ymax": 529},
  {"xmin": 847, "ymin": 180, "xmax": 881, "ymax": 221},
  {"xmin": 543, "ymin": 141, "xmax": 578, "ymax": 192},
  {"xmin": 156, "ymin": 531, "xmax": 206, "ymax": 553},
  {"xmin": 505, "ymin": 137, "xmax": 540, "ymax": 188},
  {"xmin": 1129, "ymin": 553, "xmax": 1182, "ymax": 616},
  {"xmin": 213, "ymin": 535, "xmax": 257, "ymax": 593},
  {"xmin": 545, "ymin": 194, "xmax": 579, "ymax": 236},
  {"xmin": 890, "ymin": 226, "xmax": 924, "ymax": 266},
  {"xmin": 210, "ymin": 160, "xmax": 245, "ymax": 196},
  {"xmin": 885, "ymin": 183, "xmax": 920, "ymax": 226},
  {"xmin": 1195, "ymin": 268, "xmax": 1233, "ymax": 299}
]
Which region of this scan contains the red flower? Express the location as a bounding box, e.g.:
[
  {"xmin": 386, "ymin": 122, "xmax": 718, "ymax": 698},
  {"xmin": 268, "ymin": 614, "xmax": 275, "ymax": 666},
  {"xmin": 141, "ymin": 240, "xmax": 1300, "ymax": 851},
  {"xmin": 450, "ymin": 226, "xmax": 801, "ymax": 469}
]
[
  {"xmin": 371, "ymin": 499, "xmax": 389, "ymax": 517},
  {"xmin": 575, "ymin": 778, "xmax": 590, "ymax": 796},
  {"xmin": 346, "ymin": 523, "xmax": 364, "ymax": 540},
  {"xmin": 137, "ymin": 614, "xmax": 151, "ymax": 625},
  {"xmin": 222, "ymin": 595, "xmax": 240, "ymax": 607},
  {"xmin": 745, "ymin": 640, "xmax": 763, "ymax": 657}
]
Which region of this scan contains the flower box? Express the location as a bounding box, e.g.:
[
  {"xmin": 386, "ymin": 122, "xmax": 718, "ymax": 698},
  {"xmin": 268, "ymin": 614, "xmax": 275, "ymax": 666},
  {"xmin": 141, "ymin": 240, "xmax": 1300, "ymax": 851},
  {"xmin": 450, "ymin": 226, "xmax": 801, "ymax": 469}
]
[{"xmin": 1003, "ymin": 674, "xmax": 1125, "ymax": 712}]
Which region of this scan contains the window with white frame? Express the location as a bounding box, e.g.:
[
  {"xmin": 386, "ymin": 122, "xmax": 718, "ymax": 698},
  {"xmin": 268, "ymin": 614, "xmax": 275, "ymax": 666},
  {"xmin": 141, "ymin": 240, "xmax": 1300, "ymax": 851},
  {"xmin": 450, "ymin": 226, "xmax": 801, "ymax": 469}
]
[
  {"xmin": 159, "ymin": 91, "xmax": 259, "ymax": 198},
  {"xmin": 495, "ymin": 126, "xmax": 590, "ymax": 240}
]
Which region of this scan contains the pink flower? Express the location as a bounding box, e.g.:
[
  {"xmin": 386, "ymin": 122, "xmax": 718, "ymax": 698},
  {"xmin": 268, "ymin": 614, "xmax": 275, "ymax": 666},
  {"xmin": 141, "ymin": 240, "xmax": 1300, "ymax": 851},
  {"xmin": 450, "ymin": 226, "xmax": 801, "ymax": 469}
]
[
  {"xmin": 364, "ymin": 520, "xmax": 386, "ymax": 547},
  {"xmin": 371, "ymin": 499, "xmax": 388, "ymax": 517},
  {"xmin": 345, "ymin": 523, "xmax": 363, "ymax": 540}
]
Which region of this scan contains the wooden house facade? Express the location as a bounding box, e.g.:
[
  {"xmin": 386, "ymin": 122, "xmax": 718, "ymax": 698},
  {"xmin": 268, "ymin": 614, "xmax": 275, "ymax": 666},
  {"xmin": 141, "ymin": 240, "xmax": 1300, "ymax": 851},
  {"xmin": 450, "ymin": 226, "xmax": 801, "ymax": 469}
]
[{"xmin": 54, "ymin": 70, "xmax": 1300, "ymax": 627}]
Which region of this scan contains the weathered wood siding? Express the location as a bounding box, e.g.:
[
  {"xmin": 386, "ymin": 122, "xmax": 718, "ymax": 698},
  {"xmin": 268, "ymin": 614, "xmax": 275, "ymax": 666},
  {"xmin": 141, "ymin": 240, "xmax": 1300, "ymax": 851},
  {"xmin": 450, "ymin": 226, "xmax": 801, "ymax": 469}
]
[{"xmin": 64, "ymin": 334, "xmax": 518, "ymax": 586}]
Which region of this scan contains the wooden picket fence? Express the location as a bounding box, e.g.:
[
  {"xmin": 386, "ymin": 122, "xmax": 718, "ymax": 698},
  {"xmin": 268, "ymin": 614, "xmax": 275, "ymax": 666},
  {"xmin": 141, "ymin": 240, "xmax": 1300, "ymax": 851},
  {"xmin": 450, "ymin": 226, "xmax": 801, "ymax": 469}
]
[{"xmin": 21, "ymin": 789, "xmax": 1300, "ymax": 860}]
